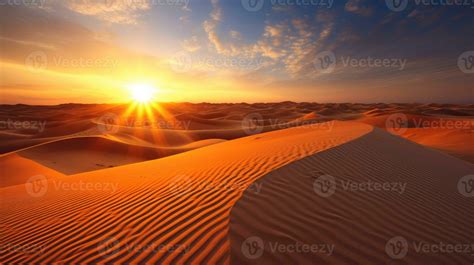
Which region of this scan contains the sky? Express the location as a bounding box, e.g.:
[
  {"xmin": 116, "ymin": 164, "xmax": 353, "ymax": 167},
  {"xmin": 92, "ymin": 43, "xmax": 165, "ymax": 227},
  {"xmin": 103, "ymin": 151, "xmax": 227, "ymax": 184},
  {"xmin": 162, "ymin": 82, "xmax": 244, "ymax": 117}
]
[{"xmin": 0, "ymin": 0, "xmax": 473, "ymax": 104}]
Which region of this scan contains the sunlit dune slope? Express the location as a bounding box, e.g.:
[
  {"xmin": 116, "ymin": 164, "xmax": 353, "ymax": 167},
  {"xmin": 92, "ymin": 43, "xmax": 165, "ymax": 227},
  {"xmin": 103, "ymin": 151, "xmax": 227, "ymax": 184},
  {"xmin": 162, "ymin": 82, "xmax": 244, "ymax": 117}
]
[
  {"xmin": 0, "ymin": 121, "xmax": 371, "ymax": 264},
  {"xmin": 0, "ymin": 154, "xmax": 64, "ymax": 188}
]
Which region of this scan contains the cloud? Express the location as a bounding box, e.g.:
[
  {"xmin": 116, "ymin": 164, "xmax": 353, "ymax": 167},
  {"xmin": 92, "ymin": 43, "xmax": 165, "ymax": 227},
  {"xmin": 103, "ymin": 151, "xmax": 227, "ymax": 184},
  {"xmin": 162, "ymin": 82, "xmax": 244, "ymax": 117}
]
[
  {"xmin": 182, "ymin": 36, "xmax": 201, "ymax": 52},
  {"xmin": 62, "ymin": 0, "xmax": 151, "ymax": 24},
  {"xmin": 264, "ymin": 24, "xmax": 285, "ymax": 38},
  {"xmin": 230, "ymin": 30, "xmax": 242, "ymax": 40},
  {"xmin": 345, "ymin": 0, "xmax": 373, "ymax": 17},
  {"xmin": 203, "ymin": 0, "xmax": 226, "ymax": 53}
]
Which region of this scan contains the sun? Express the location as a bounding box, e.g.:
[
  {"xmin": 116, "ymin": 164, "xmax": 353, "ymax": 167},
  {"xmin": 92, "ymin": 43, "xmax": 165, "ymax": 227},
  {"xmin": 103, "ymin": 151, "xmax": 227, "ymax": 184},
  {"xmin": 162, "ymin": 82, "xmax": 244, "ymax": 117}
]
[{"xmin": 128, "ymin": 83, "xmax": 156, "ymax": 103}]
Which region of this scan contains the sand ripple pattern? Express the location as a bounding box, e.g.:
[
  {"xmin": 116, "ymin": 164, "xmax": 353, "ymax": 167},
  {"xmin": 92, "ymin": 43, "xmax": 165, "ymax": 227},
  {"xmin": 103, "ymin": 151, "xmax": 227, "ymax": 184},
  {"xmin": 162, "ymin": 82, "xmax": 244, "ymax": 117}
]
[
  {"xmin": 230, "ymin": 128, "xmax": 474, "ymax": 264},
  {"xmin": 0, "ymin": 121, "xmax": 371, "ymax": 264}
]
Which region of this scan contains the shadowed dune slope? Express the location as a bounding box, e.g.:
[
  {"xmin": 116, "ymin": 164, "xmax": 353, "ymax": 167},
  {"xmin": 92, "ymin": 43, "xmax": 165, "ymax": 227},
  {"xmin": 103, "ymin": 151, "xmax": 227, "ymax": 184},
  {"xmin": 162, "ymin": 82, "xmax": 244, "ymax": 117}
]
[
  {"xmin": 230, "ymin": 128, "xmax": 474, "ymax": 265},
  {"xmin": 16, "ymin": 136, "xmax": 227, "ymax": 175},
  {"xmin": 0, "ymin": 121, "xmax": 371, "ymax": 264}
]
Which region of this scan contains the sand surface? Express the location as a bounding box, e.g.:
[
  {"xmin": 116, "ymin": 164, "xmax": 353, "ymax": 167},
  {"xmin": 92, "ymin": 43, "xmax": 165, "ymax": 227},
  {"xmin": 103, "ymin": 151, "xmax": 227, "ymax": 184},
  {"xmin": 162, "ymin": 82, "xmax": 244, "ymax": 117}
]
[
  {"xmin": 0, "ymin": 103, "xmax": 472, "ymax": 264},
  {"xmin": 0, "ymin": 121, "xmax": 371, "ymax": 264},
  {"xmin": 230, "ymin": 128, "xmax": 473, "ymax": 264}
]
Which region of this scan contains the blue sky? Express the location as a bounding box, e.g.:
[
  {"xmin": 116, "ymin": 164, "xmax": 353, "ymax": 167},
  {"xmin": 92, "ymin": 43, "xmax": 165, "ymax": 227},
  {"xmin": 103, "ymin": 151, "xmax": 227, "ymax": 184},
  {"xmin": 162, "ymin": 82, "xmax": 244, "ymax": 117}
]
[{"xmin": 0, "ymin": 0, "xmax": 473, "ymax": 104}]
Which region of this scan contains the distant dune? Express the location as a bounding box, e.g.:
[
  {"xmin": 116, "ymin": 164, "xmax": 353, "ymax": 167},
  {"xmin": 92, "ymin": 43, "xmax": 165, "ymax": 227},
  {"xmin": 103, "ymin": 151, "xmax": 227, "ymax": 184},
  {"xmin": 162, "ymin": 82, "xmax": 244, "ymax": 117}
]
[{"xmin": 1, "ymin": 103, "xmax": 472, "ymax": 174}]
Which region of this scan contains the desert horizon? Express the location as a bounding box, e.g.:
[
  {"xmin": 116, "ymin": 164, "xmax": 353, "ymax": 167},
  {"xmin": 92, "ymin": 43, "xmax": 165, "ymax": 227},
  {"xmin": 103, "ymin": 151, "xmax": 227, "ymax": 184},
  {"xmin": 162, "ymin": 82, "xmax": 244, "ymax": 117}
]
[{"xmin": 1, "ymin": 0, "xmax": 473, "ymax": 264}]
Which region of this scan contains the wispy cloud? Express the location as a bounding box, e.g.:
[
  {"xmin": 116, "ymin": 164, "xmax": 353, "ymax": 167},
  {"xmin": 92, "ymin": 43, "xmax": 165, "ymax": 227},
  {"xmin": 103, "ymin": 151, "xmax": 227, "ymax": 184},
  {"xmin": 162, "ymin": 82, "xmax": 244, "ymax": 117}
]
[
  {"xmin": 345, "ymin": 0, "xmax": 373, "ymax": 17},
  {"xmin": 62, "ymin": 0, "xmax": 151, "ymax": 24}
]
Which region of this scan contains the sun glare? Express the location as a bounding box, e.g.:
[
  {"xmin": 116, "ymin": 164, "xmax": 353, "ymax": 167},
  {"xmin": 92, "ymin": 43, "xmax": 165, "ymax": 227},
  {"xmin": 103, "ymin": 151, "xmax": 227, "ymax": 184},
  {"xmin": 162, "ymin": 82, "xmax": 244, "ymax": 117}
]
[{"xmin": 128, "ymin": 83, "xmax": 156, "ymax": 103}]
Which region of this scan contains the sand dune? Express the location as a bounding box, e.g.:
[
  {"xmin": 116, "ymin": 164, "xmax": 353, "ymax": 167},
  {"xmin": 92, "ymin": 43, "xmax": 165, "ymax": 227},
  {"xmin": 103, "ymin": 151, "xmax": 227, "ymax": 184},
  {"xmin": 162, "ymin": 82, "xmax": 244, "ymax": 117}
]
[
  {"xmin": 401, "ymin": 128, "xmax": 474, "ymax": 163},
  {"xmin": 230, "ymin": 128, "xmax": 474, "ymax": 264},
  {"xmin": 0, "ymin": 121, "xmax": 371, "ymax": 264},
  {"xmin": 0, "ymin": 154, "xmax": 64, "ymax": 188},
  {"xmin": 1, "ymin": 103, "xmax": 472, "ymax": 172},
  {"xmin": 17, "ymin": 136, "xmax": 227, "ymax": 175}
]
